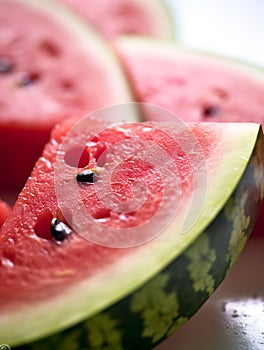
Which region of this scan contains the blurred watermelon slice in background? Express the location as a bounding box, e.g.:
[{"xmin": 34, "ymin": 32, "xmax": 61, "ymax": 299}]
[{"xmin": 0, "ymin": 0, "xmax": 136, "ymax": 193}]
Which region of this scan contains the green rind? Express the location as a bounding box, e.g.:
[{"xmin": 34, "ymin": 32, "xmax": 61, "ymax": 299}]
[{"xmin": 15, "ymin": 128, "xmax": 264, "ymax": 350}]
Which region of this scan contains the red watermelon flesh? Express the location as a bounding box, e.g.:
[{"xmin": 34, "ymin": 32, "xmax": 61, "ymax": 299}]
[
  {"xmin": 59, "ymin": 0, "xmax": 174, "ymax": 40},
  {"xmin": 0, "ymin": 0, "xmax": 133, "ymax": 192},
  {"xmin": 0, "ymin": 117, "xmax": 221, "ymax": 310},
  {"xmin": 117, "ymin": 39, "xmax": 264, "ymax": 124},
  {"xmin": 0, "ymin": 199, "xmax": 11, "ymax": 229},
  {"xmin": 116, "ymin": 38, "xmax": 264, "ymax": 235},
  {"xmin": 0, "ymin": 117, "xmax": 262, "ymax": 346}
]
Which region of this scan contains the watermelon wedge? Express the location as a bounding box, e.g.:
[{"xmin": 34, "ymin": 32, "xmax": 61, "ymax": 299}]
[
  {"xmin": 116, "ymin": 38, "xmax": 264, "ymax": 124},
  {"xmin": 0, "ymin": 0, "xmax": 135, "ymax": 192},
  {"xmin": 0, "ymin": 113, "xmax": 263, "ymax": 349},
  {"xmin": 116, "ymin": 37, "xmax": 264, "ymax": 235},
  {"xmin": 59, "ymin": 0, "xmax": 174, "ymax": 40}
]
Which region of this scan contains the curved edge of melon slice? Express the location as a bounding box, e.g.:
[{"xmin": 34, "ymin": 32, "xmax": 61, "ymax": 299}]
[
  {"xmin": 128, "ymin": 0, "xmax": 176, "ymax": 40},
  {"xmin": 62, "ymin": 0, "xmax": 176, "ymax": 40},
  {"xmin": 115, "ymin": 36, "xmax": 264, "ymax": 236},
  {"xmin": 2, "ymin": 123, "xmax": 264, "ymax": 348},
  {"xmin": 12, "ymin": 0, "xmax": 138, "ymax": 122},
  {"xmin": 116, "ymin": 35, "xmax": 264, "ymax": 83}
]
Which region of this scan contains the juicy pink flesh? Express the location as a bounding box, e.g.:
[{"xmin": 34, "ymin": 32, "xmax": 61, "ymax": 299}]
[
  {"xmin": 0, "ymin": 119, "xmax": 219, "ymax": 310},
  {"xmin": 0, "ymin": 0, "xmax": 128, "ymax": 191},
  {"xmin": 60, "ymin": 0, "xmax": 168, "ymax": 39},
  {"xmin": 118, "ymin": 49, "xmax": 264, "ymax": 124}
]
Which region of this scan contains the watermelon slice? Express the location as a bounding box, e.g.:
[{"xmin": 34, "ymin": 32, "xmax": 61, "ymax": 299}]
[
  {"xmin": 59, "ymin": 0, "xmax": 174, "ymax": 40},
  {"xmin": 0, "ymin": 0, "xmax": 135, "ymax": 192},
  {"xmin": 116, "ymin": 38, "xmax": 264, "ymax": 124},
  {"xmin": 116, "ymin": 37, "xmax": 264, "ymax": 235},
  {"xmin": 0, "ymin": 198, "xmax": 11, "ymax": 229},
  {"xmin": 0, "ymin": 114, "xmax": 263, "ymax": 349}
]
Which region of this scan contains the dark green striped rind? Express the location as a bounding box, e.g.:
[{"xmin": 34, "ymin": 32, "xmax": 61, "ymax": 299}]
[{"xmin": 16, "ymin": 129, "xmax": 264, "ymax": 350}]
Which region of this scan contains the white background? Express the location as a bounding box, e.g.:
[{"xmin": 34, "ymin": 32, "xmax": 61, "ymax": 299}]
[{"xmin": 166, "ymin": 0, "xmax": 264, "ymax": 67}]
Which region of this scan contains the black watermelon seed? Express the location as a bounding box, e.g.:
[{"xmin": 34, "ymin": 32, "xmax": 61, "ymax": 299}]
[
  {"xmin": 50, "ymin": 218, "xmax": 72, "ymax": 243},
  {"xmin": 76, "ymin": 169, "xmax": 97, "ymax": 184},
  {"xmin": 0, "ymin": 56, "xmax": 15, "ymax": 74},
  {"xmin": 202, "ymin": 105, "xmax": 220, "ymax": 118}
]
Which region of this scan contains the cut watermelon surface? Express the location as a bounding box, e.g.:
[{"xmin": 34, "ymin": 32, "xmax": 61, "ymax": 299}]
[
  {"xmin": 0, "ymin": 0, "xmax": 135, "ymax": 192},
  {"xmin": 59, "ymin": 0, "xmax": 174, "ymax": 40},
  {"xmin": 116, "ymin": 37, "xmax": 264, "ymax": 235},
  {"xmin": 117, "ymin": 38, "xmax": 264, "ymax": 125},
  {"xmin": 0, "ymin": 117, "xmax": 263, "ymax": 349}
]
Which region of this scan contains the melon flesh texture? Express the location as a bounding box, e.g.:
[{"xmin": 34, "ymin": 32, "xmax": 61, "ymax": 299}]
[
  {"xmin": 0, "ymin": 118, "xmax": 262, "ymax": 346},
  {"xmin": 116, "ymin": 38, "xmax": 264, "ymax": 235},
  {"xmin": 0, "ymin": 119, "xmax": 211, "ymax": 306},
  {"xmin": 117, "ymin": 38, "xmax": 264, "ymax": 124},
  {"xmin": 0, "ymin": 0, "xmax": 134, "ymax": 192},
  {"xmin": 59, "ymin": 0, "xmax": 174, "ymax": 40}
]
